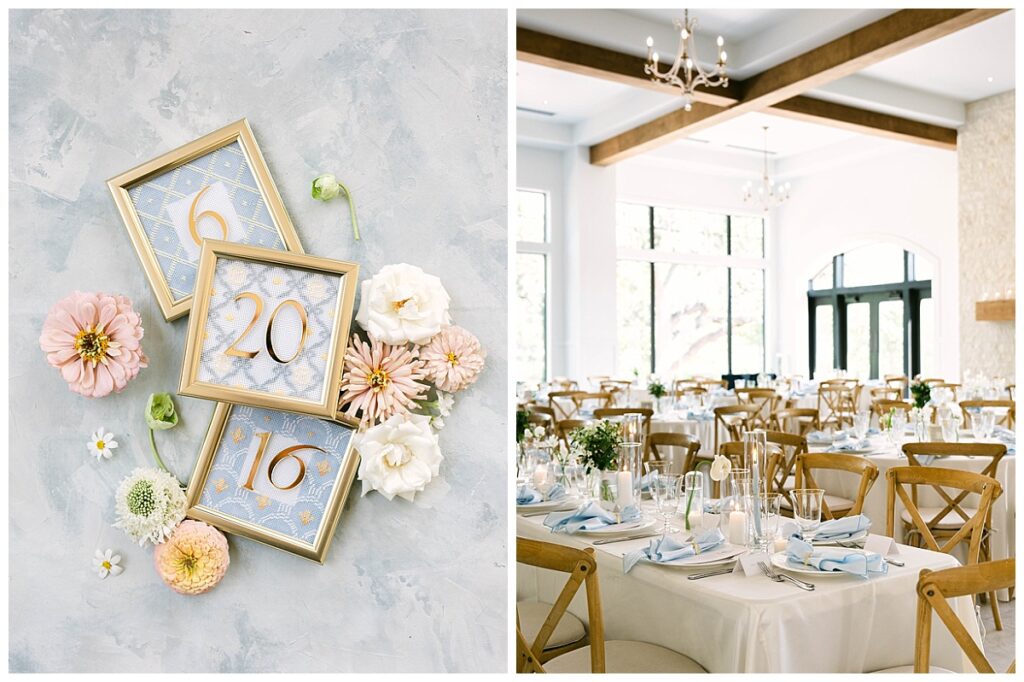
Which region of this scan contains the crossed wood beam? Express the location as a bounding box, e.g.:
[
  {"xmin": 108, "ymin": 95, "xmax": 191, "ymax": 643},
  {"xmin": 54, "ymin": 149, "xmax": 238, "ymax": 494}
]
[{"xmin": 517, "ymin": 9, "xmax": 1007, "ymax": 166}]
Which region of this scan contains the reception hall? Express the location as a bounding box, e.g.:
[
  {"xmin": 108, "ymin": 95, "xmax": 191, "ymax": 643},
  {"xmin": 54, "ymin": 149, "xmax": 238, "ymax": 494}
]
[{"xmin": 514, "ymin": 7, "xmax": 1016, "ymax": 674}]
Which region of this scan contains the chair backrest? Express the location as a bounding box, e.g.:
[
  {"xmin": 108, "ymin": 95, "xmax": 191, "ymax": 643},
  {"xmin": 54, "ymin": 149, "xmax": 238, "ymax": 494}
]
[
  {"xmin": 930, "ymin": 382, "xmax": 961, "ymax": 402},
  {"xmin": 959, "ymin": 399, "xmax": 1015, "ymax": 429},
  {"xmin": 921, "ymin": 378, "xmax": 946, "ymax": 386},
  {"xmin": 646, "ymin": 431, "xmax": 701, "ymax": 473},
  {"xmin": 900, "ymin": 442, "xmax": 1007, "ymax": 498},
  {"xmin": 886, "ymin": 466, "xmax": 1001, "ymax": 563},
  {"xmin": 765, "ymin": 430, "xmax": 808, "ymax": 497},
  {"xmin": 555, "ymin": 419, "xmax": 586, "ymax": 451},
  {"xmin": 734, "ymin": 388, "xmax": 778, "ymax": 428},
  {"xmin": 548, "ymin": 391, "xmax": 583, "ymax": 420},
  {"xmin": 818, "ymin": 384, "xmax": 856, "ymax": 427},
  {"xmin": 672, "ymin": 385, "xmax": 707, "ymax": 399},
  {"xmin": 516, "ymin": 537, "xmax": 605, "ymax": 673},
  {"xmin": 772, "ymin": 407, "xmax": 819, "ymax": 435},
  {"xmin": 794, "ymin": 453, "xmax": 878, "ymax": 519},
  {"xmin": 529, "ymin": 404, "xmax": 557, "ymax": 423},
  {"xmin": 573, "ymin": 392, "xmax": 613, "ymax": 412},
  {"xmin": 527, "ymin": 411, "xmax": 552, "ymax": 427},
  {"xmin": 671, "ymin": 378, "xmax": 698, "ymax": 393},
  {"xmin": 549, "ymin": 378, "xmax": 579, "ymax": 392},
  {"xmin": 720, "ymin": 441, "xmax": 782, "ymax": 498},
  {"xmin": 713, "ymin": 405, "xmax": 754, "ymax": 453},
  {"xmin": 871, "ymin": 399, "xmax": 913, "ymax": 421},
  {"xmin": 885, "ymin": 375, "xmax": 909, "ymax": 395},
  {"xmin": 587, "ymin": 375, "xmax": 610, "ymax": 386},
  {"xmin": 697, "ymin": 378, "xmax": 728, "ymax": 390},
  {"xmin": 593, "ymin": 407, "xmax": 652, "ymax": 438},
  {"xmin": 914, "ymin": 559, "xmax": 1016, "ymax": 673},
  {"xmin": 870, "ymin": 386, "xmax": 902, "ymax": 402}
]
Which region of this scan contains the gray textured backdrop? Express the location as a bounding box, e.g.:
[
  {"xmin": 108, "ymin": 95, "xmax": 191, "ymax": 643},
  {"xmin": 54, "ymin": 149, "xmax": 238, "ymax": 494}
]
[{"xmin": 9, "ymin": 9, "xmax": 507, "ymax": 673}]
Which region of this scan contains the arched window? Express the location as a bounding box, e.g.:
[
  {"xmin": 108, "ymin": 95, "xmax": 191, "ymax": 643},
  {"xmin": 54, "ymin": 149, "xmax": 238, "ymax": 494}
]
[{"xmin": 808, "ymin": 244, "xmax": 933, "ymax": 380}]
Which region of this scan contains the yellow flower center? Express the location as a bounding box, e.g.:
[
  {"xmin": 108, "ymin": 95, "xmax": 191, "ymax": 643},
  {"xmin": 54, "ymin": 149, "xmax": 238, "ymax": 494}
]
[
  {"xmin": 96, "ymin": 440, "xmax": 106, "ymax": 450},
  {"xmin": 391, "ymin": 297, "xmax": 413, "ymax": 312},
  {"xmin": 74, "ymin": 326, "xmax": 110, "ymax": 363},
  {"xmin": 368, "ymin": 368, "xmax": 391, "ymax": 390},
  {"xmin": 101, "ymin": 561, "xmax": 112, "ymax": 570},
  {"xmin": 177, "ymin": 553, "xmax": 197, "ymax": 576},
  {"xmin": 446, "ymin": 351, "xmax": 459, "ymax": 366}
]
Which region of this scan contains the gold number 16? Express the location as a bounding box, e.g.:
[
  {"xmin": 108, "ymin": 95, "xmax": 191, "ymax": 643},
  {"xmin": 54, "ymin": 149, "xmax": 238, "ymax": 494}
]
[{"xmin": 242, "ymin": 431, "xmax": 325, "ymax": 492}]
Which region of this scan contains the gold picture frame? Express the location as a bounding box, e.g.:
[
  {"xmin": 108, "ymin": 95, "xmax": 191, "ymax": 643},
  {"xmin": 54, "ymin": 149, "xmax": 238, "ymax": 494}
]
[
  {"xmin": 185, "ymin": 402, "xmax": 360, "ymax": 564},
  {"xmin": 179, "ymin": 239, "xmax": 358, "ymax": 419},
  {"xmin": 108, "ymin": 119, "xmax": 304, "ymax": 321}
]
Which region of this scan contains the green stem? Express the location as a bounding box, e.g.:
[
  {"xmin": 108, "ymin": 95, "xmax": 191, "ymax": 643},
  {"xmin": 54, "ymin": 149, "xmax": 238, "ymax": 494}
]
[
  {"xmin": 336, "ymin": 181, "xmax": 361, "ymax": 241},
  {"xmin": 149, "ymin": 428, "xmax": 170, "ymax": 474},
  {"xmin": 684, "ymin": 489, "xmax": 694, "ymax": 530}
]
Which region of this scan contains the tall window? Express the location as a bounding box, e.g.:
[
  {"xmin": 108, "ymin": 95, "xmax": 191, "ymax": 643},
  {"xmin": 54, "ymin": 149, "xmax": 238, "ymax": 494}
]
[
  {"xmin": 808, "ymin": 243, "xmax": 933, "ymax": 380},
  {"xmin": 616, "ymin": 203, "xmax": 766, "ymax": 379},
  {"xmin": 516, "ymin": 189, "xmax": 549, "ymax": 384}
]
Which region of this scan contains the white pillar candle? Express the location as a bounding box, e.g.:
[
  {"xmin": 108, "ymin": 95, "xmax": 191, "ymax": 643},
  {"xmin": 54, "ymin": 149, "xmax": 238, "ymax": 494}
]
[
  {"xmin": 532, "ymin": 463, "xmax": 548, "ymax": 489},
  {"xmin": 728, "ymin": 510, "xmax": 746, "ymax": 545},
  {"xmin": 616, "ymin": 470, "xmax": 634, "ymax": 508},
  {"xmin": 687, "ymin": 511, "xmax": 703, "ymax": 531}
]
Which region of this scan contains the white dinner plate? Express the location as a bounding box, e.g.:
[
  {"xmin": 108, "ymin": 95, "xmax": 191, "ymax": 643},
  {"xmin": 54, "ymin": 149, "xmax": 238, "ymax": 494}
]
[
  {"xmin": 516, "ymin": 496, "xmax": 578, "ymax": 513},
  {"xmin": 770, "ymin": 548, "xmax": 866, "ymax": 577},
  {"xmin": 638, "ymin": 543, "xmax": 746, "ymax": 569},
  {"xmin": 811, "ymin": 529, "xmax": 869, "ymax": 546},
  {"xmin": 577, "ymin": 517, "xmax": 658, "ymax": 536}
]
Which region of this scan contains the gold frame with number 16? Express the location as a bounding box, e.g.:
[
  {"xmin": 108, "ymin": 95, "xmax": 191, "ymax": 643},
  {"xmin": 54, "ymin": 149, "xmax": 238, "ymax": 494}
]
[
  {"xmin": 107, "ymin": 119, "xmax": 304, "ymax": 321},
  {"xmin": 185, "ymin": 402, "xmax": 360, "ymax": 563},
  {"xmin": 179, "ymin": 239, "xmax": 358, "ymax": 419}
]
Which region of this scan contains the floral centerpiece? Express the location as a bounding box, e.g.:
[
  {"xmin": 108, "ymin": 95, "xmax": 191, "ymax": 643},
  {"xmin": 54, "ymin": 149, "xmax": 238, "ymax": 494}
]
[
  {"xmin": 647, "ymin": 380, "xmax": 667, "ymax": 400},
  {"xmin": 570, "ymin": 420, "xmax": 621, "ymax": 472},
  {"xmin": 516, "ymin": 408, "xmax": 531, "ymax": 443},
  {"xmin": 910, "ymin": 380, "xmax": 931, "ymax": 409}
]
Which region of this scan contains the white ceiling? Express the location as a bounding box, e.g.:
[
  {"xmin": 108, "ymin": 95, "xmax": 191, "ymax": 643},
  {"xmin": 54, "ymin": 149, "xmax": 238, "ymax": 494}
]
[{"xmin": 516, "ymin": 8, "xmax": 1016, "ymax": 161}]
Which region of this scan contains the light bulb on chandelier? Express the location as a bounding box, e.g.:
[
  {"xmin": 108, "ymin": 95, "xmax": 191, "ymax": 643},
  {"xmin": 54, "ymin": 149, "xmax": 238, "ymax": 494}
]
[{"xmin": 644, "ymin": 9, "xmax": 728, "ymax": 112}]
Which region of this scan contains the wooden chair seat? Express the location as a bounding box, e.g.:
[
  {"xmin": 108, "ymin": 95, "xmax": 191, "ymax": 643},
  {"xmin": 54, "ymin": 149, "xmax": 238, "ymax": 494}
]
[
  {"xmin": 517, "ymin": 601, "xmax": 586, "ymax": 654},
  {"xmin": 899, "ymin": 506, "xmax": 981, "ymax": 530},
  {"xmin": 545, "ymin": 641, "xmax": 706, "ymax": 674}
]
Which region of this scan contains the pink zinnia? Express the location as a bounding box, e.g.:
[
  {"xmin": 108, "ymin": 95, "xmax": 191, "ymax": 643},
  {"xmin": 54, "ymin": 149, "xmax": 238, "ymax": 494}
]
[
  {"xmin": 420, "ymin": 325, "xmax": 485, "ymax": 393},
  {"xmin": 339, "ymin": 334, "xmax": 429, "ymax": 425},
  {"xmin": 38, "ymin": 291, "xmax": 148, "ymax": 398},
  {"xmin": 153, "ymin": 520, "xmax": 230, "ymax": 595}
]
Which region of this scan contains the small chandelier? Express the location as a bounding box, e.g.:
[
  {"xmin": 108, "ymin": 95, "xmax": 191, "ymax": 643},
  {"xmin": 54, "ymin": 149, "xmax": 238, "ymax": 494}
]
[
  {"xmin": 742, "ymin": 126, "xmax": 792, "ymax": 212},
  {"xmin": 645, "ymin": 9, "xmax": 728, "ymax": 112}
]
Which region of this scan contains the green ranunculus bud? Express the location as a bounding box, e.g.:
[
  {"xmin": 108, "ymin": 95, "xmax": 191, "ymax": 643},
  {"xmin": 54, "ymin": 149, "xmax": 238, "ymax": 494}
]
[
  {"xmin": 311, "ymin": 173, "xmax": 341, "ymax": 201},
  {"xmin": 146, "ymin": 393, "xmax": 179, "ymax": 431}
]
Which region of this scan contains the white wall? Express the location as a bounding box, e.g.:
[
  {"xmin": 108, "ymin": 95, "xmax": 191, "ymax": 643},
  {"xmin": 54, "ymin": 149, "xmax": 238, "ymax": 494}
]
[{"xmin": 773, "ymin": 141, "xmax": 959, "ymax": 378}]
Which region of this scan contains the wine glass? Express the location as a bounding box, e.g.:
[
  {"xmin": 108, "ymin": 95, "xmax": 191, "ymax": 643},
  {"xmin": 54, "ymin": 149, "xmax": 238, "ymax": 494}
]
[
  {"xmin": 650, "ymin": 472, "xmax": 682, "ymax": 538},
  {"xmin": 791, "ymin": 488, "xmax": 825, "ymax": 540},
  {"xmin": 970, "ymin": 412, "xmax": 986, "ymax": 442},
  {"xmin": 852, "ymin": 411, "xmax": 870, "ymax": 441},
  {"xmin": 982, "ymin": 409, "xmax": 997, "ymax": 440}
]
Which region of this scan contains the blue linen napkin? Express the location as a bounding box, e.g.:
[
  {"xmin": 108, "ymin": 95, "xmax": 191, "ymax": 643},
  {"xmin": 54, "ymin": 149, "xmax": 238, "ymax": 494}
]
[
  {"xmin": 623, "ymin": 528, "xmax": 726, "ymax": 573},
  {"xmin": 685, "ymin": 409, "xmax": 714, "ymax": 421},
  {"xmin": 827, "ymin": 438, "xmax": 871, "ymax": 452},
  {"xmin": 807, "ymin": 430, "xmax": 835, "ymax": 443},
  {"xmin": 793, "ymin": 514, "xmax": 871, "ymax": 542},
  {"xmin": 543, "ymin": 501, "xmax": 640, "ymax": 534},
  {"xmin": 785, "ymin": 537, "xmax": 887, "ymax": 577},
  {"xmin": 517, "ymin": 483, "xmax": 565, "ymax": 505}
]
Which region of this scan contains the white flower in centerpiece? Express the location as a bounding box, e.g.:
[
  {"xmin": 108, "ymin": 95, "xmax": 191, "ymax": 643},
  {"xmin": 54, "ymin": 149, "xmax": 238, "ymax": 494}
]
[
  {"xmin": 437, "ymin": 391, "xmax": 454, "ymax": 417},
  {"xmin": 87, "ymin": 428, "xmax": 118, "ymax": 460},
  {"xmin": 113, "ymin": 468, "xmax": 187, "ymax": 546},
  {"xmin": 709, "ymin": 454, "xmax": 732, "ymax": 482},
  {"xmin": 355, "ymin": 264, "xmax": 451, "ymax": 345},
  {"xmin": 355, "ymin": 413, "xmax": 443, "ymax": 501},
  {"xmin": 429, "ymin": 415, "xmax": 445, "ymax": 432},
  {"xmin": 92, "ymin": 548, "xmax": 123, "ymax": 579}
]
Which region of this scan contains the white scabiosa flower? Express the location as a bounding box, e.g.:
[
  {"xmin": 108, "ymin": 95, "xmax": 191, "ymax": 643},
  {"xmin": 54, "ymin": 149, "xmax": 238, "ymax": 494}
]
[
  {"xmin": 113, "ymin": 468, "xmax": 186, "ymax": 546},
  {"xmin": 355, "ymin": 413, "xmax": 443, "ymax": 501}
]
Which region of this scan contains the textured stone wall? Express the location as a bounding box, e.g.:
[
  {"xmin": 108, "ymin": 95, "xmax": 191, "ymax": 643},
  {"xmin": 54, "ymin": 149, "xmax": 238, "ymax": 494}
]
[{"xmin": 958, "ymin": 90, "xmax": 1015, "ymax": 379}]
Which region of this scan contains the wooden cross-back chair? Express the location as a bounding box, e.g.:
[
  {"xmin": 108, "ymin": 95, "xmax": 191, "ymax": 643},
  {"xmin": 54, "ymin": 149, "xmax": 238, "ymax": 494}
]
[
  {"xmin": 554, "ymin": 419, "xmax": 585, "ymax": 452},
  {"xmin": 593, "ymin": 407, "xmax": 652, "ymax": 444},
  {"xmin": 870, "ymin": 386, "xmax": 903, "ymax": 402},
  {"xmin": 672, "ymin": 385, "xmax": 707, "ymax": 400},
  {"xmin": 788, "ymin": 453, "xmax": 878, "ymax": 520},
  {"xmin": 733, "ymin": 388, "xmax": 778, "ymax": 429},
  {"xmin": 900, "ymin": 442, "xmax": 1007, "ymax": 628},
  {"xmin": 771, "ymin": 408, "xmax": 820, "ymax": 436},
  {"xmin": 886, "ymin": 465, "xmax": 1003, "ymax": 629},
  {"xmin": 671, "ymin": 378, "xmax": 699, "ymax": 394},
  {"xmin": 572, "ymin": 392, "xmax": 613, "ymax": 414},
  {"xmin": 599, "ymin": 380, "xmax": 632, "ymax": 402},
  {"xmin": 884, "ymin": 374, "xmax": 909, "ymax": 396},
  {"xmin": 527, "ymin": 411, "xmax": 553, "ymax": 428},
  {"xmin": 718, "ymin": 442, "xmax": 782, "ymax": 498},
  {"xmin": 959, "ymin": 399, "xmax": 1015, "ymax": 429},
  {"xmin": 529, "ymin": 405, "xmax": 557, "ymax": 424},
  {"xmin": 645, "ymin": 432, "xmax": 701, "ymax": 474},
  {"xmin": 713, "ymin": 405, "xmax": 754, "ymax": 454},
  {"xmin": 921, "ymin": 378, "xmax": 946, "ymax": 386},
  {"xmin": 818, "ymin": 383, "xmax": 857, "ymax": 429},
  {"xmin": 548, "ymin": 391, "xmax": 583, "ymax": 421},
  {"xmin": 516, "ymin": 538, "xmax": 706, "ymax": 673},
  {"xmin": 549, "ymin": 378, "xmax": 579, "ymax": 392},
  {"xmin": 586, "ymin": 375, "xmax": 610, "ymax": 387},
  {"xmin": 763, "ymin": 431, "xmax": 808, "ymax": 502},
  {"xmin": 930, "ymin": 382, "xmax": 961, "ymax": 402},
  {"xmin": 871, "ymin": 399, "xmax": 913, "ymax": 425},
  {"xmin": 696, "ymin": 378, "xmax": 728, "ymax": 391}
]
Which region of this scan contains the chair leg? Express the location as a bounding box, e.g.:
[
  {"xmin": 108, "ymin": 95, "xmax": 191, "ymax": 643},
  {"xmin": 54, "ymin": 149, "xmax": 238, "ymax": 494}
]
[{"xmin": 988, "ymin": 591, "xmax": 1003, "ymax": 631}]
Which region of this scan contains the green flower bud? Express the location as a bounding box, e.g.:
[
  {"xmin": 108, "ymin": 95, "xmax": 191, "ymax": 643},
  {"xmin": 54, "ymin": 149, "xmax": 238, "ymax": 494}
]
[
  {"xmin": 312, "ymin": 173, "xmax": 341, "ymax": 201},
  {"xmin": 146, "ymin": 392, "xmax": 179, "ymax": 431}
]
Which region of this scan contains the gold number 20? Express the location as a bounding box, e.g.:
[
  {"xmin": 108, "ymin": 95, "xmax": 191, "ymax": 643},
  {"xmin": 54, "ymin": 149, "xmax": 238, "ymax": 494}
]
[
  {"xmin": 242, "ymin": 431, "xmax": 325, "ymax": 492},
  {"xmin": 188, "ymin": 185, "xmax": 228, "ymax": 246},
  {"xmin": 224, "ymin": 292, "xmax": 310, "ymax": 363}
]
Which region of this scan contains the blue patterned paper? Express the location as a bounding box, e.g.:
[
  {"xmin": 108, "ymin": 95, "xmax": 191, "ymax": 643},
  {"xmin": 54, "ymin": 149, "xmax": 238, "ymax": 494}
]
[
  {"xmin": 200, "ymin": 405, "xmax": 354, "ymax": 544},
  {"xmin": 128, "ymin": 141, "xmax": 285, "ymax": 300}
]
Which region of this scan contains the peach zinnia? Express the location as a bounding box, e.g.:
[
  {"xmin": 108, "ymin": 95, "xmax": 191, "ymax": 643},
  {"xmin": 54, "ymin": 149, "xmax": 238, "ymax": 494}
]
[
  {"xmin": 339, "ymin": 334, "xmax": 428, "ymax": 425},
  {"xmin": 154, "ymin": 520, "xmax": 230, "ymax": 595},
  {"xmin": 420, "ymin": 325, "xmax": 485, "ymax": 393},
  {"xmin": 38, "ymin": 291, "xmax": 148, "ymax": 398}
]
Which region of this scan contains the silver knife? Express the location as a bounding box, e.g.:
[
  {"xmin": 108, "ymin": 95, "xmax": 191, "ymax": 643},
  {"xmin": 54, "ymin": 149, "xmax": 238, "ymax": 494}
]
[
  {"xmin": 592, "ymin": 533, "xmax": 659, "ymax": 545},
  {"xmin": 687, "ymin": 567, "xmax": 734, "ymax": 580}
]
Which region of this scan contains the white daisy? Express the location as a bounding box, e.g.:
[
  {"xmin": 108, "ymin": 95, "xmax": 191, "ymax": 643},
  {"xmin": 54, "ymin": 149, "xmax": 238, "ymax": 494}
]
[
  {"xmin": 92, "ymin": 549, "xmax": 123, "ymax": 579},
  {"xmin": 87, "ymin": 428, "xmax": 118, "ymax": 460},
  {"xmin": 113, "ymin": 468, "xmax": 187, "ymax": 546}
]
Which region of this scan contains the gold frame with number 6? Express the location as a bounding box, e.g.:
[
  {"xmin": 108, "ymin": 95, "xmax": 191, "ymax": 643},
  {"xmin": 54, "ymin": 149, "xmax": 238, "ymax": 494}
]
[
  {"xmin": 185, "ymin": 402, "xmax": 360, "ymax": 564},
  {"xmin": 179, "ymin": 239, "xmax": 358, "ymax": 419},
  {"xmin": 107, "ymin": 119, "xmax": 304, "ymax": 321}
]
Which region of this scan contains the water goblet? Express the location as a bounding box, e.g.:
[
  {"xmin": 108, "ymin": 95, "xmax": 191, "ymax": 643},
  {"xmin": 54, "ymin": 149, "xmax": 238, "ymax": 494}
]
[
  {"xmin": 970, "ymin": 412, "xmax": 986, "ymax": 441},
  {"xmin": 791, "ymin": 488, "xmax": 825, "ymax": 541},
  {"xmin": 852, "ymin": 411, "xmax": 870, "ymax": 441},
  {"xmin": 650, "ymin": 472, "xmax": 682, "ymax": 538},
  {"xmin": 982, "ymin": 409, "xmax": 997, "ymax": 440},
  {"xmin": 939, "ymin": 416, "xmax": 958, "ymax": 443}
]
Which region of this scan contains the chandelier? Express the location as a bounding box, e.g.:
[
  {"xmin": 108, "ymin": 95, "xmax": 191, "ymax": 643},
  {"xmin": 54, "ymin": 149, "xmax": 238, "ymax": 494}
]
[
  {"xmin": 742, "ymin": 126, "xmax": 792, "ymax": 212},
  {"xmin": 644, "ymin": 9, "xmax": 728, "ymax": 112}
]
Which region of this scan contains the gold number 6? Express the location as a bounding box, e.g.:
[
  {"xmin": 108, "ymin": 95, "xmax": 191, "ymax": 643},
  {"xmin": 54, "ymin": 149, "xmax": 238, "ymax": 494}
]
[
  {"xmin": 188, "ymin": 185, "xmax": 229, "ymax": 246},
  {"xmin": 223, "ymin": 292, "xmax": 309, "ymax": 364},
  {"xmin": 242, "ymin": 431, "xmax": 325, "ymax": 492}
]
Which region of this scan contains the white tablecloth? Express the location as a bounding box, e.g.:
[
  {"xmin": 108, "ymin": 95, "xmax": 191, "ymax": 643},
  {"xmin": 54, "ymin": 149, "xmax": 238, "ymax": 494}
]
[{"xmin": 517, "ymin": 506, "xmax": 981, "ymax": 673}]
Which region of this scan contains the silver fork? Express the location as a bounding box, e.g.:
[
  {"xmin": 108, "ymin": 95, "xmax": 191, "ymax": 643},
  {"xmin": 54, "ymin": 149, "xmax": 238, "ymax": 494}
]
[{"xmin": 759, "ymin": 560, "xmax": 815, "ymax": 591}]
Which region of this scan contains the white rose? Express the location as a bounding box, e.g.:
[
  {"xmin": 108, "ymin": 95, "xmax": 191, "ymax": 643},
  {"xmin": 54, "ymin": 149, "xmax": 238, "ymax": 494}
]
[
  {"xmin": 355, "ymin": 413, "xmax": 443, "ymax": 501},
  {"xmin": 355, "ymin": 263, "xmax": 451, "ymax": 345},
  {"xmin": 709, "ymin": 454, "xmax": 732, "ymax": 482}
]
